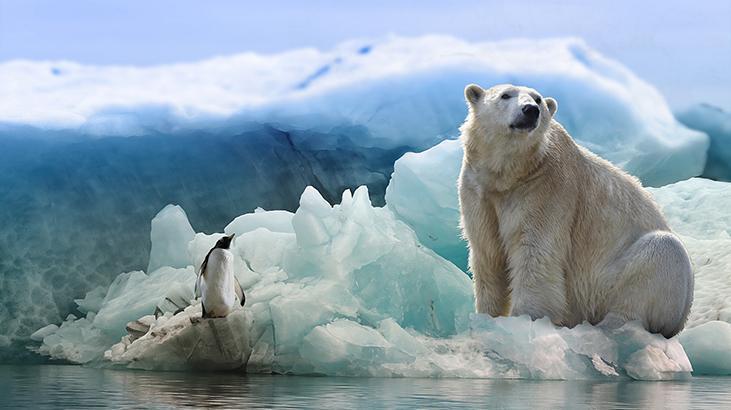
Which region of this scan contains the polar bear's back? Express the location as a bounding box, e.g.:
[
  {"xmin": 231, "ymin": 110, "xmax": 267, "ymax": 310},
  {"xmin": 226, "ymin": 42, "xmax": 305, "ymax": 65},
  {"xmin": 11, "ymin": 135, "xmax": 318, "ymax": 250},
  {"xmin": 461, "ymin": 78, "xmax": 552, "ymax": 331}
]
[{"xmin": 545, "ymin": 121, "xmax": 675, "ymax": 323}]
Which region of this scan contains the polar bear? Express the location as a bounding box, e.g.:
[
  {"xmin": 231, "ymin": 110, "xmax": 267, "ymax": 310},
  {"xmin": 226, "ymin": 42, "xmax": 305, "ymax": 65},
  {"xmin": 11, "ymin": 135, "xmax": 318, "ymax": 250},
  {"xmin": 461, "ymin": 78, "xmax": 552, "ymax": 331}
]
[{"xmin": 458, "ymin": 83, "xmax": 693, "ymax": 338}]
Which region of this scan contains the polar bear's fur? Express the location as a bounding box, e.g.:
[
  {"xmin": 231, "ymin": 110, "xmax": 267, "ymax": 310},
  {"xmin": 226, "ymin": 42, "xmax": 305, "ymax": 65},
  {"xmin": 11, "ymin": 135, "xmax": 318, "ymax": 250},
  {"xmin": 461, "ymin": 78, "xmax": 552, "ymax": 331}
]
[{"xmin": 458, "ymin": 84, "xmax": 693, "ymax": 338}]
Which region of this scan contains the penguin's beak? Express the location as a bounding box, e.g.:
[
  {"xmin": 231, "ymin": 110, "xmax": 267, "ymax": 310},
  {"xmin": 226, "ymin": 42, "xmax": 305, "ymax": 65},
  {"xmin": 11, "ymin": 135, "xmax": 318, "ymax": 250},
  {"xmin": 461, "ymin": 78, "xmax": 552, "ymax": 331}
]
[{"xmin": 228, "ymin": 233, "xmax": 235, "ymax": 240}]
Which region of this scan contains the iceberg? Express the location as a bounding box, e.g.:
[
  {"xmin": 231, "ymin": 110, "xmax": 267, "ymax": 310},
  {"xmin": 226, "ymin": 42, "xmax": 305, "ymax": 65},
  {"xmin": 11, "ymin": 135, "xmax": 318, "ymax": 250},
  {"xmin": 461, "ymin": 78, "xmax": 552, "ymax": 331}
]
[
  {"xmin": 106, "ymin": 304, "xmax": 252, "ymax": 372},
  {"xmin": 386, "ymin": 140, "xmax": 467, "ymax": 270},
  {"xmin": 92, "ymin": 267, "xmax": 196, "ymax": 340},
  {"xmin": 32, "ymin": 182, "xmax": 720, "ymax": 380},
  {"xmin": 32, "ymin": 186, "xmax": 474, "ymax": 370},
  {"xmin": 0, "ymin": 36, "xmax": 707, "ymax": 170},
  {"xmin": 649, "ymin": 178, "xmax": 731, "ymax": 329},
  {"xmin": 0, "ymin": 126, "xmax": 409, "ymax": 361},
  {"xmin": 678, "ymin": 321, "xmax": 731, "ymax": 375},
  {"xmin": 147, "ymin": 205, "xmax": 196, "ymax": 273},
  {"xmin": 385, "ymin": 140, "xmax": 731, "ymax": 374},
  {"xmin": 387, "ymin": 141, "xmax": 730, "ymax": 279},
  {"xmin": 0, "ymin": 35, "xmax": 712, "ymax": 359},
  {"xmin": 386, "ymin": 141, "xmax": 731, "ymax": 374},
  {"xmin": 676, "ymin": 103, "xmax": 731, "ymax": 181}
]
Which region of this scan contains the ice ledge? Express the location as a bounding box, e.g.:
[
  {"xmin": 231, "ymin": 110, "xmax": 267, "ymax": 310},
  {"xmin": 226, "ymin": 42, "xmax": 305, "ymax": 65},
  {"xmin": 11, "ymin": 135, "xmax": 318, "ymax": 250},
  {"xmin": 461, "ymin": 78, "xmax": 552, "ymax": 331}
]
[{"xmin": 105, "ymin": 303, "xmax": 251, "ymax": 372}]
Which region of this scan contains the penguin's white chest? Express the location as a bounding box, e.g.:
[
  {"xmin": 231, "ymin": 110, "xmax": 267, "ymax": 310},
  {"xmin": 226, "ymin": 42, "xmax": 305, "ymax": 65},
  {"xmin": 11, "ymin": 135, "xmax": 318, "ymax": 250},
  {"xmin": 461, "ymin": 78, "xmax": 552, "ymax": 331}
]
[{"xmin": 199, "ymin": 249, "xmax": 237, "ymax": 317}]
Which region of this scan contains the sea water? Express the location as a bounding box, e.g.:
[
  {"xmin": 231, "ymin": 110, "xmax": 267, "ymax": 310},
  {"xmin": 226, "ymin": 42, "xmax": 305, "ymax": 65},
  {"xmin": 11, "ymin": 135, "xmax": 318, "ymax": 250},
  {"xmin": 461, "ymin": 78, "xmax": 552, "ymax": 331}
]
[{"xmin": 2, "ymin": 365, "xmax": 731, "ymax": 409}]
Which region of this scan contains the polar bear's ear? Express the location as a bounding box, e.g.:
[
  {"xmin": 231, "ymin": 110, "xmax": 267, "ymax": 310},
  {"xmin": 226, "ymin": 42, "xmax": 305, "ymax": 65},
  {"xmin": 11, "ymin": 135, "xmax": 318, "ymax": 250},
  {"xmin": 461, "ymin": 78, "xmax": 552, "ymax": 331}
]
[
  {"xmin": 546, "ymin": 97, "xmax": 558, "ymax": 116},
  {"xmin": 464, "ymin": 84, "xmax": 485, "ymax": 106}
]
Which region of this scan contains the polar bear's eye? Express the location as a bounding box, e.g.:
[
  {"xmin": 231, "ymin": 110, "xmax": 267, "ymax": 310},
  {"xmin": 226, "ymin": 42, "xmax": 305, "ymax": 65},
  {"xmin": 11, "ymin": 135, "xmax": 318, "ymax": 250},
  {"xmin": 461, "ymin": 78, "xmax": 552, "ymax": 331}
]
[
  {"xmin": 535, "ymin": 96, "xmax": 542, "ymax": 104},
  {"xmin": 500, "ymin": 93, "xmax": 511, "ymax": 100}
]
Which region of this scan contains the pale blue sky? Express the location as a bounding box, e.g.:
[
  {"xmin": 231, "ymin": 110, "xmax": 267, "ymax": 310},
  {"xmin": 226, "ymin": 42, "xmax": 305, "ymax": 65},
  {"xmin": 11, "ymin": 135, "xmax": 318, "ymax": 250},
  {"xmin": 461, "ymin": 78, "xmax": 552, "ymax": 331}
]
[{"xmin": 1, "ymin": 0, "xmax": 729, "ymax": 110}]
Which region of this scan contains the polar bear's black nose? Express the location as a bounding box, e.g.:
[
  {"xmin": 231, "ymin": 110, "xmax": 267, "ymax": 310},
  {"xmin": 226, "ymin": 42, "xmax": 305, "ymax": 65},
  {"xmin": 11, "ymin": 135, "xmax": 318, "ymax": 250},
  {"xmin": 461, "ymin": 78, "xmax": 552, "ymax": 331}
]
[{"xmin": 522, "ymin": 104, "xmax": 539, "ymax": 120}]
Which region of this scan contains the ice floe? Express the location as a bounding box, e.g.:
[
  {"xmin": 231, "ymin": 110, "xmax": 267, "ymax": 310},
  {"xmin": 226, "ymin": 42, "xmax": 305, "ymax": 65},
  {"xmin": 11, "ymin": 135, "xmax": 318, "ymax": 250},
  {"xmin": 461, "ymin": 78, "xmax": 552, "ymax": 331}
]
[{"xmin": 32, "ymin": 179, "xmax": 729, "ymax": 379}]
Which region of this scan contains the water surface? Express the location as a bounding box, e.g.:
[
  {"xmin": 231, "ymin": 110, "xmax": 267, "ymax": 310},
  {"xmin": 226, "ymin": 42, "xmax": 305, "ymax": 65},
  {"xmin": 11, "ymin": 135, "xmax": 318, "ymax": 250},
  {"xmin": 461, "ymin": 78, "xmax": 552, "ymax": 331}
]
[{"xmin": 3, "ymin": 365, "xmax": 731, "ymax": 409}]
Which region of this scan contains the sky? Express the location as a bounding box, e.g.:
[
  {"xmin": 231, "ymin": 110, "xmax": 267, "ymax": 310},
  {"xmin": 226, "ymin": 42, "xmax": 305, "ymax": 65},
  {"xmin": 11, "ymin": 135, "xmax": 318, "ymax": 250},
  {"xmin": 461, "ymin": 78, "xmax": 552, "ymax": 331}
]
[{"xmin": 1, "ymin": 0, "xmax": 730, "ymax": 110}]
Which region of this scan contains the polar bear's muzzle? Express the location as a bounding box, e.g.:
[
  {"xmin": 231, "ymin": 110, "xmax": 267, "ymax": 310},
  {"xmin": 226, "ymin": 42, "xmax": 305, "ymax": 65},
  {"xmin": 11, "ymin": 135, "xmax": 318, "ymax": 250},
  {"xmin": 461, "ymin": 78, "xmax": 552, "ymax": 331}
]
[{"xmin": 510, "ymin": 104, "xmax": 540, "ymax": 131}]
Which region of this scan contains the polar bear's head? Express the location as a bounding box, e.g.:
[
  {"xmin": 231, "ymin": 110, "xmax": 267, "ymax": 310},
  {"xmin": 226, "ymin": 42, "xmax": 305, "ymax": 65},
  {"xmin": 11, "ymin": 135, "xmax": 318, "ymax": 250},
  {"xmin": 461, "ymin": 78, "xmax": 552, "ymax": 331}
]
[
  {"xmin": 461, "ymin": 84, "xmax": 558, "ymax": 176},
  {"xmin": 464, "ymin": 83, "xmax": 557, "ymax": 139}
]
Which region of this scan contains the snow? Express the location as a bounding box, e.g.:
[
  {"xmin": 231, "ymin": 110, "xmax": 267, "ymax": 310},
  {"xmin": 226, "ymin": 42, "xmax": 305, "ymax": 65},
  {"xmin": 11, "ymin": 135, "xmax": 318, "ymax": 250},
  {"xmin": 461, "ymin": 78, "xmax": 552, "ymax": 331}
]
[
  {"xmin": 31, "ymin": 181, "xmax": 728, "ymax": 380},
  {"xmin": 0, "ymin": 36, "xmax": 707, "ymax": 183},
  {"xmin": 677, "ymin": 104, "xmax": 731, "ymax": 181}
]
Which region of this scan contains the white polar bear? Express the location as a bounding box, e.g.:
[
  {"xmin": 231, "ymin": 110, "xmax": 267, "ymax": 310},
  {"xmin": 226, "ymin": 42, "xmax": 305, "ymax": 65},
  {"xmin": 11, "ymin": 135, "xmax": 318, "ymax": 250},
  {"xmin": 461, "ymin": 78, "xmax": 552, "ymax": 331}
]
[{"xmin": 458, "ymin": 83, "xmax": 693, "ymax": 338}]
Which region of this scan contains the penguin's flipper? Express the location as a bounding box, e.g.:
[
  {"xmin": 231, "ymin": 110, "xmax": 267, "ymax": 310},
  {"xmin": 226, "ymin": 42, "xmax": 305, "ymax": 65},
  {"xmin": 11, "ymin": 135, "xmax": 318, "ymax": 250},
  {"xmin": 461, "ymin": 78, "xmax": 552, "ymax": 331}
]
[
  {"xmin": 194, "ymin": 274, "xmax": 202, "ymax": 299},
  {"xmin": 195, "ymin": 248, "xmax": 214, "ymax": 299},
  {"xmin": 201, "ymin": 302, "xmax": 208, "ymax": 318},
  {"xmin": 234, "ymin": 277, "xmax": 246, "ymax": 307}
]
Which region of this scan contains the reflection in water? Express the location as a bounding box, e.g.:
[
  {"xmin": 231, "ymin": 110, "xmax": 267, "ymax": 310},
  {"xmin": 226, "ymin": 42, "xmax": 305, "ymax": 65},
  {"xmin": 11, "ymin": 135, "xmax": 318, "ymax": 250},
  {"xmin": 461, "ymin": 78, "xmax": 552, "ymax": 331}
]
[{"xmin": 2, "ymin": 365, "xmax": 730, "ymax": 409}]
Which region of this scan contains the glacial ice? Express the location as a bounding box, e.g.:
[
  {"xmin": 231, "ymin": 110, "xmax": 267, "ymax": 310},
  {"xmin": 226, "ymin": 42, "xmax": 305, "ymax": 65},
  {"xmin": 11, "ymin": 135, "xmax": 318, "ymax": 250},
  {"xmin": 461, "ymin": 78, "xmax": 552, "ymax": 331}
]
[
  {"xmin": 93, "ymin": 267, "xmax": 196, "ymax": 339},
  {"xmin": 32, "ymin": 186, "xmax": 478, "ymax": 373},
  {"xmin": 387, "ymin": 141, "xmax": 731, "ymax": 295},
  {"xmin": 105, "ymin": 304, "xmax": 252, "ymax": 372},
  {"xmin": 384, "ymin": 141, "xmax": 731, "ymax": 375},
  {"xmin": 0, "ymin": 36, "xmax": 707, "ymax": 180},
  {"xmin": 649, "ymin": 178, "xmax": 731, "ymax": 328},
  {"xmin": 678, "ymin": 321, "xmax": 731, "ymax": 375},
  {"xmin": 10, "ymin": 32, "xmax": 731, "ymax": 375},
  {"xmin": 386, "ymin": 140, "xmax": 467, "ymax": 270},
  {"xmin": 677, "ymin": 104, "xmax": 731, "ymax": 181},
  {"xmin": 32, "ymin": 178, "xmax": 731, "ymax": 380},
  {"xmin": 0, "ymin": 125, "xmax": 409, "ymax": 361},
  {"xmin": 0, "ymin": 36, "xmax": 711, "ymax": 356},
  {"xmin": 147, "ymin": 205, "xmax": 196, "ymax": 273}
]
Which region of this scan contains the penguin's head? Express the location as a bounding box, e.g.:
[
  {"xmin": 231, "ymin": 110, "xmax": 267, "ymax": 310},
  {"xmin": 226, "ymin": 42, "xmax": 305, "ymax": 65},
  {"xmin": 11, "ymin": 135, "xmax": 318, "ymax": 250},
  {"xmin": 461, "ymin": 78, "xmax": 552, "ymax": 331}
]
[{"xmin": 215, "ymin": 233, "xmax": 235, "ymax": 249}]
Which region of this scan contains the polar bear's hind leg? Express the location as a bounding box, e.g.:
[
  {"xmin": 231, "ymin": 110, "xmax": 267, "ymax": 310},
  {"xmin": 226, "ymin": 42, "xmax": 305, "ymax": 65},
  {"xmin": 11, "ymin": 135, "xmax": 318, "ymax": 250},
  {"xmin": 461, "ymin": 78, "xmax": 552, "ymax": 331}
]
[{"xmin": 603, "ymin": 231, "xmax": 693, "ymax": 338}]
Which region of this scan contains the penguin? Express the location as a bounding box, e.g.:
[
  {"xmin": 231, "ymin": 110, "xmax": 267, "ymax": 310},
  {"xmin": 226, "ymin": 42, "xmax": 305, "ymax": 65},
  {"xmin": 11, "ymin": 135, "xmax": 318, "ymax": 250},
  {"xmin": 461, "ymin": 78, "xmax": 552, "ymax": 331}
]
[{"xmin": 194, "ymin": 234, "xmax": 245, "ymax": 318}]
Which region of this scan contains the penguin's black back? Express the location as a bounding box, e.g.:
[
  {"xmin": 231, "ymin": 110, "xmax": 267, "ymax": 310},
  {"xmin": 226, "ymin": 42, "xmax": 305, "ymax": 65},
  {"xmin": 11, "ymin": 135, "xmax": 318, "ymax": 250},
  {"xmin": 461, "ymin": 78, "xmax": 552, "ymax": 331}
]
[{"xmin": 199, "ymin": 235, "xmax": 233, "ymax": 276}]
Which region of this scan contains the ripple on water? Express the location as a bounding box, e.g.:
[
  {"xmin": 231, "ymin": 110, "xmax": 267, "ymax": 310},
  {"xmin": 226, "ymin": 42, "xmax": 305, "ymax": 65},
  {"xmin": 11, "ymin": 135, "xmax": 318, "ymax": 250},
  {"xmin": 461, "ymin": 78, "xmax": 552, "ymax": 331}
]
[{"xmin": 2, "ymin": 365, "xmax": 731, "ymax": 409}]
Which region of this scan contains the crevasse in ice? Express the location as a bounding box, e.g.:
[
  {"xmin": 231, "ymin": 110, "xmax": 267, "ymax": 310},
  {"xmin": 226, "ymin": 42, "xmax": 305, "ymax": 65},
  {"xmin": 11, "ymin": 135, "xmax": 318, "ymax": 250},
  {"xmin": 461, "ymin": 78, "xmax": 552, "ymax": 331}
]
[{"xmin": 33, "ymin": 175, "xmax": 731, "ymax": 379}]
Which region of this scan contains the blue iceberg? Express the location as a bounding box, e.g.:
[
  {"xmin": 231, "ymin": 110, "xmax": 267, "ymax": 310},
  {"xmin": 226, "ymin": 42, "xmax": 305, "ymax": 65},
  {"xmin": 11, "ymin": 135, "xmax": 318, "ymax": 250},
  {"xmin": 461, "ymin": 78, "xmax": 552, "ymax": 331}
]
[{"xmin": 676, "ymin": 104, "xmax": 731, "ymax": 181}]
